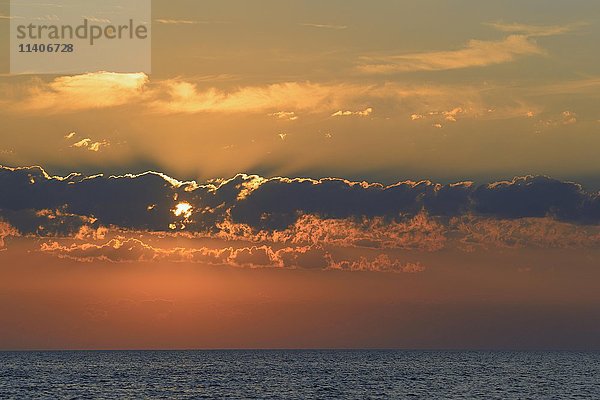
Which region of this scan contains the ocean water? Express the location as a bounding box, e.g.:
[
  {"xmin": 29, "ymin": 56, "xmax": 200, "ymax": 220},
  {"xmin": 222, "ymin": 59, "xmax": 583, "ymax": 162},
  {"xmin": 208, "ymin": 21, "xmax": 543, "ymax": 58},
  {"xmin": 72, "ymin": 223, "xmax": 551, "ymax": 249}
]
[{"xmin": 0, "ymin": 350, "xmax": 599, "ymax": 399}]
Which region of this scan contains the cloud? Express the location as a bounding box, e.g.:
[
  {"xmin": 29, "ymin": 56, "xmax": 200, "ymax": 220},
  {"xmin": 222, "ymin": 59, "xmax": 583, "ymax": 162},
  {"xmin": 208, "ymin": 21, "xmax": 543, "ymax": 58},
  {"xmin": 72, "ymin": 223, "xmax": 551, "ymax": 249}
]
[
  {"xmin": 535, "ymin": 110, "xmax": 579, "ymax": 132},
  {"xmin": 562, "ymin": 111, "xmax": 577, "ymax": 125},
  {"xmin": 39, "ymin": 237, "xmax": 425, "ymax": 272},
  {"xmin": 411, "ymin": 107, "xmax": 468, "ymax": 124},
  {"xmin": 0, "ymin": 166, "xmax": 195, "ymax": 234},
  {"xmin": 2, "ymin": 166, "xmax": 598, "ymax": 267},
  {"xmin": 215, "ymin": 212, "xmax": 447, "ymax": 251},
  {"xmin": 0, "ymin": 221, "xmax": 19, "ymax": 249},
  {"xmin": 3, "ymin": 73, "xmax": 535, "ymax": 121},
  {"xmin": 3, "ymin": 76, "xmax": 392, "ymax": 115},
  {"xmin": 0, "ymin": 207, "xmax": 99, "ymax": 238},
  {"xmin": 471, "ymin": 176, "xmax": 595, "ymax": 221},
  {"xmin": 299, "ymin": 23, "xmax": 347, "ymax": 30},
  {"xmin": 327, "ymin": 255, "xmax": 425, "ymax": 273},
  {"xmin": 71, "ymin": 138, "xmax": 110, "ymax": 152},
  {"xmin": 442, "ymin": 107, "xmax": 464, "ymax": 122},
  {"xmin": 64, "ymin": 131, "xmax": 110, "ymax": 152},
  {"xmin": 358, "ymin": 35, "xmax": 544, "ymax": 73},
  {"xmin": 1, "ymin": 166, "xmax": 599, "ymax": 244},
  {"xmin": 331, "ymin": 107, "xmax": 373, "ymax": 117},
  {"xmin": 147, "ymin": 81, "xmax": 360, "ymax": 114},
  {"xmin": 15, "ymin": 72, "xmax": 148, "ymax": 113},
  {"xmin": 40, "ymin": 238, "xmax": 254, "ymax": 265},
  {"xmin": 138, "ymin": 79, "xmax": 492, "ymax": 117},
  {"xmin": 486, "ymin": 22, "xmax": 579, "ymax": 37},
  {"xmin": 358, "ymin": 22, "xmax": 576, "ymax": 74},
  {"xmin": 269, "ymin": 111, "xmax": 298, "ymax": 121},
  {"xmin": 453, "ymin": 216, "xmax": 600, "ymax": 251},
  {"xmin": 40, "ymin": 238, "xmax": 165, "ymax": 263}
]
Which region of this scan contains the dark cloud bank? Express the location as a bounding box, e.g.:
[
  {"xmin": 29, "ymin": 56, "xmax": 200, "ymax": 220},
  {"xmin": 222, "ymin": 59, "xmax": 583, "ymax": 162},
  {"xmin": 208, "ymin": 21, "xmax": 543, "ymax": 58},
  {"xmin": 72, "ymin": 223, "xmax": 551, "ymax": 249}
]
[{"xmin": 0, "ymin": 165, "xmax": 599, "ymax": 237}]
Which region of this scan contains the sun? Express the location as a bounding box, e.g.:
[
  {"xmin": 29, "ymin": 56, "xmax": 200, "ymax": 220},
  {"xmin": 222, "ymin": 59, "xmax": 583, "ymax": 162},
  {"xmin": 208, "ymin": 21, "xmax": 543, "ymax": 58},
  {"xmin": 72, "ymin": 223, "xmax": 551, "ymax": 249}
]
[{"xmin": 172, "ymin": 202, "xmax": 193, "ymax": 219}]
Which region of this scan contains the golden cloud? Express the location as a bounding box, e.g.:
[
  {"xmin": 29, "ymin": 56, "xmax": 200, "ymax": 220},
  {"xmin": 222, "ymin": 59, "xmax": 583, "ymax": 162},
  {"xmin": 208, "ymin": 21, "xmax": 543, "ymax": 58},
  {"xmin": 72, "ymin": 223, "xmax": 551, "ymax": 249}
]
[
  {"xmin": 485, "ymin": 22, "xmax": 580, "ymax": 37},
  {"xmin": 0, "ymin": 221, "xmax": 19, "ymax": 249},
  {"xmin": 16, "ymin": 72, "xmax": 148, "ymax": 113},
  {"xmin": 39, "ymin": 237, "xmax": 423, "ymax": 273},
  {"xmin": 358, "ymin": 35, "xmax": 544, "ymax": 73}
]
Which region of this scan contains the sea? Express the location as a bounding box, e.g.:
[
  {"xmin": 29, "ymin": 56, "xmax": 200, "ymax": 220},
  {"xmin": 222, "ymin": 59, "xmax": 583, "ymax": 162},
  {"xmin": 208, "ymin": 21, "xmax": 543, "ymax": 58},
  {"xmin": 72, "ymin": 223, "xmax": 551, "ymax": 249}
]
[{"xmin": 0, "ymin": 350, "xmax": 598, "ymax": 399}]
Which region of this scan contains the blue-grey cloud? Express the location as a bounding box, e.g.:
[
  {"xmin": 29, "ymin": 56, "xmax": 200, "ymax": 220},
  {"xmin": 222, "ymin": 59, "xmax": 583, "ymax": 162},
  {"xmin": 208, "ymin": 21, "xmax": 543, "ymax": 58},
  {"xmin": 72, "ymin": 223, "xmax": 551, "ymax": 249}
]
[{"xmin": 1, "ymin": 166, "xmax": 599, "ymax": 238}]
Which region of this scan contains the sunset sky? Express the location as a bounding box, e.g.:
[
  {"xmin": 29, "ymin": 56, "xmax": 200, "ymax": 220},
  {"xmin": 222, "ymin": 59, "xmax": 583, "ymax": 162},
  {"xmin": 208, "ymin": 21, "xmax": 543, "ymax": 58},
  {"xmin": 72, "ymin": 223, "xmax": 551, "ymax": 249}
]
[{"xmin": 1, "ymin": 0, "xmax": 600, "ymax": 350}]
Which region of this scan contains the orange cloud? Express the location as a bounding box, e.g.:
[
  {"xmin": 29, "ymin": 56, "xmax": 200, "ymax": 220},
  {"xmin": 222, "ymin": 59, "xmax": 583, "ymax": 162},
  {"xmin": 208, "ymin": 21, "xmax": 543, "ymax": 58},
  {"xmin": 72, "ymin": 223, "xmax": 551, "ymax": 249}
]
[
  {"xmin": 452, "ymin": 216, "xmax": 600, "ymax": 251},
  {"xmin": 71, "ymin": 138, "xmax": 110, "ymax": 152},
  {"xmin": 327, "ymin": 254, "xmax": 425, "ymax": 273},
  {"xmin": 269, "ymin": 111, "xmax": 299, "ymax": 121},
  {"xmin": 0, "ymin": 221, "xmax": 19, "ymax": 249},
  {"xmin": 1, "ymin": 72, "xmax": 541, "ymax": 122},
  {"xmin": 359, "ymin": 35, "xmax": 543, "ymax": 73},
  {"xmin": 16, "ymin": 72, "xmax": 148, "ymax": 113},
  {"xmin": 215, "ymin": 212, "xmax": 447, "ymax": 252},
  {"xmin": 40, "ymin": 238, "xmax": 229, "ymax": 264},
  {"xmin": 485, "ymin": 22, "xmax": 579, "ymax": 37},
  {"xmin": 39, "ymin": 237, "xmax": 423, "ymax": 273},
  {"xmin": 331, "ymin": 107, "xmax": 373, "ymax": 117},
  {"xmin": 147, "ymin": 81, "xmax": 361, "ymax": 114},
  {"xmin": 299, "ymin": 23, "xmax": 347, "ymax": 30}
]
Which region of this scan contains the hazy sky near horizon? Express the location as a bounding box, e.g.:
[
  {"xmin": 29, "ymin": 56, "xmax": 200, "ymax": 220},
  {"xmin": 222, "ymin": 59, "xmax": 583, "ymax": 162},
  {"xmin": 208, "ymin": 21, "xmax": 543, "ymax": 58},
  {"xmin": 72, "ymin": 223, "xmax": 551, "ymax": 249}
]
[
  {"xmin": 1, "ymin": 1, "xmax": 600, "ymax": 350},
  {"xmin": 3, "ymin": 237, "xmax": 600, "ymax": 350}
]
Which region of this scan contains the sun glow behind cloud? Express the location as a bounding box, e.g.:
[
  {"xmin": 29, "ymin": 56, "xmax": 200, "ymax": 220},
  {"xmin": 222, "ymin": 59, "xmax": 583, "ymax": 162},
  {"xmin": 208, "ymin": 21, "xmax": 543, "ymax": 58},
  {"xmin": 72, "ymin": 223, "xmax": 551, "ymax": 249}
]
[{"xmin": 173, "ymin": 202, "xmax": 193, "ymax": 219}]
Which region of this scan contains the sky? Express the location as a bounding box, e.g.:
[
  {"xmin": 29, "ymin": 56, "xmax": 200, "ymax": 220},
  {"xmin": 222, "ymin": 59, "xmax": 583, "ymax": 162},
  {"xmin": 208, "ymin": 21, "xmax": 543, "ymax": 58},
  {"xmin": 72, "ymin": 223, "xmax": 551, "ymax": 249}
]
[{"xmin": 1, "ymin": 0, "xmax": 600, "ymax": 350}]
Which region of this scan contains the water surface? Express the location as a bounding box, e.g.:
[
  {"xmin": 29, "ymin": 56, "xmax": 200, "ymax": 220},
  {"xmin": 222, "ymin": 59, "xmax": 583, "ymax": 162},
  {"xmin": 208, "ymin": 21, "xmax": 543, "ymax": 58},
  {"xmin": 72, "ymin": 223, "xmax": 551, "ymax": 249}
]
[{"xmin": 1, "ymin": 350, "xmax": 598, "ymax": 399}]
